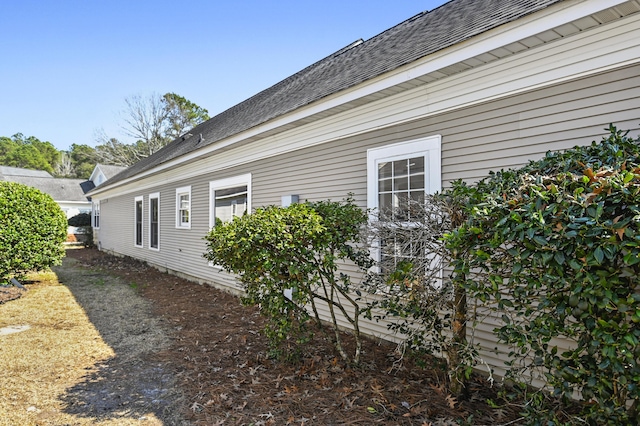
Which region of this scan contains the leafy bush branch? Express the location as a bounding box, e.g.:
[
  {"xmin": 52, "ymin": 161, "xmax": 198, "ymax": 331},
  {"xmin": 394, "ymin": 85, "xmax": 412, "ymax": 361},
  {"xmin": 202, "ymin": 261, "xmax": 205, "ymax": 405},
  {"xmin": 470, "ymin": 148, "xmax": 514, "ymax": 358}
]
[
  {"xmin": 203, "ymin": 196, "xmax": 372, "ymax": 364},
  {"xmin": 445, "ymin": 125, "xmax": 640, "ymax": 424}
]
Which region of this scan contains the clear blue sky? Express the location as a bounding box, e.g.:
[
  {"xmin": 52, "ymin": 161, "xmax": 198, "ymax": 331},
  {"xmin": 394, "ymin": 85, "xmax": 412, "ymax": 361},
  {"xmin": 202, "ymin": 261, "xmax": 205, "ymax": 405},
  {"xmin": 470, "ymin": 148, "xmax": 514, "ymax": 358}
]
[{"xmin": 1, "ymin": 0, "xmax": 448, "ymax": 151}]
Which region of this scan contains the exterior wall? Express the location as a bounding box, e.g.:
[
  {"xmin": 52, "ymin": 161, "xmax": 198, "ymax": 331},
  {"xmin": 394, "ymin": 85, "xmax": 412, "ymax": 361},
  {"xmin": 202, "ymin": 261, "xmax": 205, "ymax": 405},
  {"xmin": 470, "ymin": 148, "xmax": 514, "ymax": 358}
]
[
  {"xmin": 96, "ymin": 60, "xmax": 639, "ymax": 340},
  {"xmin": 93, "ymin": 35, "xmax": 640, "ymax": 378}
]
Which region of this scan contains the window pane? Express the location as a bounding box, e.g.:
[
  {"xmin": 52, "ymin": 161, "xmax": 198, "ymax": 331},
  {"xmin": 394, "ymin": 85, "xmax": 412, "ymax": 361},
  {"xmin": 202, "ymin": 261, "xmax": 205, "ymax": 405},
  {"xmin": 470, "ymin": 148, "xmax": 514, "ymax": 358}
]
[
  {"xmin": 215, "ymin": 187, "xmax": 247, "ymax": 223},
  {"xmin": 378, "ymin": 178, "xmax": 392, "ymax": 192},
  {"xmin": 179, "ymin": 194, "xmax": 189, "ymax": 209},
  {"xmin": 410, "ymin": 174, "xmax": 425, "ymax": 190},
  {"xmin": 379, "ymin": 193, "xmax": 392, "ymax": 211},
  {"xmin": 216, "ymin": 185, "xmax": 247, "ymax": 198},
  {"xmin": 178, "ymin": 193, "xmax": 190, "ymax": 226},
  {"xmin": 150, "ymin": 198, "xmax": 159, "ymax": 248},
  {"xmin": 408, "ymin": 156, "xmax": 424, "ymax": 174},
  {"xmin": 394, "ymin": 192, "xmax": 409, "ymax": 221},
  {"xmin": 409, "ymin": 190, "xmax": 425, "ymax": 204},
  {"xmin": 151, "ymin": 199, "xmax": 158, "ymax": 221},
  {"xmin": 394, "ymin": 176, "xmax": 408, "ymax": 191},
  {"xmin": 393, "ymin": 159, "xmax": 409, "ymax": 177},
  {"xmin": 378, "ymin": 162, "xmax": 392, "ymax": 179},
  {"xmin": 135, "ymin": 200, "xmax": 143, "ymax": 246}
]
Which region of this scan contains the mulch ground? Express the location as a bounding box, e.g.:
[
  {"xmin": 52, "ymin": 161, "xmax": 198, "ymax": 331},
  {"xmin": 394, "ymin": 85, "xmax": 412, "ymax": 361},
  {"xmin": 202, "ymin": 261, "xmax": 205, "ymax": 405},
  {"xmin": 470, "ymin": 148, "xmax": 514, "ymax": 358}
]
[
  {"xmin": 36, "ymin": 248, "xmax": 522, "ymax": 425},
  {"xmin": 0, "ymin": 286, "xmax": 24, "ymax": 304}
]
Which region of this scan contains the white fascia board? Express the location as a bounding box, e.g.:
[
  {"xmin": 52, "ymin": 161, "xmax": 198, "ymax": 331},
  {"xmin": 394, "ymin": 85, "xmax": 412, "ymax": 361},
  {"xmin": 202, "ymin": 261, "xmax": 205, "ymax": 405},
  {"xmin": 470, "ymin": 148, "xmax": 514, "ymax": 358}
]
[
  {"xmin": 56, "ymin": 200, "xmax": 92, "ymax": 205},
  {"xmin": 90, "ymin": 0, "xmax": 628, "ymax": 197}
]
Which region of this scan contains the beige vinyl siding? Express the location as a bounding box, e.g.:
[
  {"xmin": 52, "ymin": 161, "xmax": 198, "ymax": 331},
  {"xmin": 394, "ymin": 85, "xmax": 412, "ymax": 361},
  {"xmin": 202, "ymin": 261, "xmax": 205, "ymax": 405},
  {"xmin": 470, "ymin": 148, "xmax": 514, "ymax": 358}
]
[
  {"xmin": 94, "ymin": 62, "xmax": 640, "ymax": 379},
  {"xmin": 97, "ymin": 62, "xmax": 639, "ymax": 281}
]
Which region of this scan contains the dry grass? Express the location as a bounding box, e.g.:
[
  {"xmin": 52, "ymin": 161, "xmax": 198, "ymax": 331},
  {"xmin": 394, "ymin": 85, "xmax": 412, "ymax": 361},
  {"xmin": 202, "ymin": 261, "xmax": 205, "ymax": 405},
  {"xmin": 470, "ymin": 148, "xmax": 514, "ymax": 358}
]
[{"xmin": 0, "ymin": 257, "xmax": 181, "ymax": 426}]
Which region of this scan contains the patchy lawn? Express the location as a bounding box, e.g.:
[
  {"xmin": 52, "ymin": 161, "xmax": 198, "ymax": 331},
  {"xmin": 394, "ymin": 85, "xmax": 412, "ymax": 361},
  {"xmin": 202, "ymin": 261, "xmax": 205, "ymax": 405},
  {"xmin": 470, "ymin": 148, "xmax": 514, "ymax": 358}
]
[
  {"xmin": 1, "ymin": 248, "xmax": 524, "ymax": 425},
  {"xmin": 0, "ymin": 257, "xmax": 184, "ymax": 426}
]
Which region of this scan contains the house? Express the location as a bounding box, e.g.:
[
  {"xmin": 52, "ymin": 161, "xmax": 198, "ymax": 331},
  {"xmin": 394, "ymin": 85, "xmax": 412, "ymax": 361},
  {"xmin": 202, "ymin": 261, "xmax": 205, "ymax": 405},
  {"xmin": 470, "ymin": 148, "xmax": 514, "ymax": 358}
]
[
  {"xmin": 0, "ymin": 166, "xmax": 91, "ymax": 220},
  {"xmin": 87, "ymin": 0, "xmax": 640, "ymax": 376},
  {"xmin": 79, "ymin": 164, "xmax": 128, "ymax": 230},
  {"xmin": 80, "ymin": 163, "xmax": 128, "ymax": 195}
]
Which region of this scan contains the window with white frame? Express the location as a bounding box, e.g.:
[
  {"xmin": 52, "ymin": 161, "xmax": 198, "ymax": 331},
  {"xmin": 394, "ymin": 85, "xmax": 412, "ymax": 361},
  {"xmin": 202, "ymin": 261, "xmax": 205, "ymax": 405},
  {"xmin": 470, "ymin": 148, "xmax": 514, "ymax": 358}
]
[
  {"xmin": 367, "ymin": 135, "xmax": 441, "ymax": 271},
  {"xmin": 209, "ymin": 174, "xmax": 251, "ymax": 229},
  {"xmin": 175, "ymin": 186, "xmax": 191, "ymax": 229},
  {"xmin": 149, "ymin": 193, "xmax": 160, "ymax": 250},
  {"xmin": 92, "ymin": 201, "xmax": 100, "ymax": 229},
  {"xmin": 134, "ymin": 196, "xmax": 143, "ymax": 247}
]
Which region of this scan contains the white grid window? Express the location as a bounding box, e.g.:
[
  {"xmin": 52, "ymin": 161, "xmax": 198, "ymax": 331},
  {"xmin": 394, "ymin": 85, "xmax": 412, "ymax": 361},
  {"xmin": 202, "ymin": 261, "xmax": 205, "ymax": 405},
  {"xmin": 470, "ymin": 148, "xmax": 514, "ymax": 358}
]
[
  {"xmin": 175, "ymin": 186, "xmax": 191, "ymax": 229},
  {"xmin": 92, "ymin": 201, "xmax": 100, "ymax": 229},
  {"xmin": 367, "ymin": 136, "xmax": 441, "ymax": 269},
  {"xmin": 149, "ymin": 193, "xmax": 160, "ymax": 250},
  {"xmin": 134, "ymin": 196, "xmax": 143, "ymax": 248}
]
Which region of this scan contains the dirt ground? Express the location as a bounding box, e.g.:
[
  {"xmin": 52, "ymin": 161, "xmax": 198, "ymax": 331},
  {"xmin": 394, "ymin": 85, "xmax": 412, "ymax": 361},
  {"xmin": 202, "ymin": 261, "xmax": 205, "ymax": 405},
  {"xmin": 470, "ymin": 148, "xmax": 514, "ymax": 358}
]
[{"xmin": 4, "ymin": 248, "xmax": 525, "ymax": 425}]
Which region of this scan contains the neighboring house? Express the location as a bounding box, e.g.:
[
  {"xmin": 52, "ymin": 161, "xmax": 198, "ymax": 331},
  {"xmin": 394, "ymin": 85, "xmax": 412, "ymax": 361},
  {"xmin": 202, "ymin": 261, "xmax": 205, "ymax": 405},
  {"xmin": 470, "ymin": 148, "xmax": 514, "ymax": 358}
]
[
  {"xmin": 87, "ymin": 0, "xmax": 640, "ymax": 377},
  {"xmin": 0, "ymin": 166, "xmax": 91, "ymax": 220},
  {"xmin": 80, "ymin": 164, "xmax": 128, "ymax": 229},
  {"xmin": 80, "ymin": 163, "xmax": 128, "ymax": 194}
]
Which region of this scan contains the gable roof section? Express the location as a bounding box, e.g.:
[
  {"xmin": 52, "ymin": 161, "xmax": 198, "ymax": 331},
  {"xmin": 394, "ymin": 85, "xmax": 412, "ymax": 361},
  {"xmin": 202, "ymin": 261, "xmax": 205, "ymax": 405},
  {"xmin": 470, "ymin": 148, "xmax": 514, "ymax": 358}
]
[
  {"xmin": 97, "ymin": 164, "xmax": 128, "ymax": 180},
  {"xmin": 96, "ymin": 0, "xmax": 564, "ymax": 190},
  {"xmin": 2, "ymin": 175, "xmax": 88, "ymax": 202},
  {"xmin": 0, "ymin": 166, "xmax": 52, "ymax": 178}
]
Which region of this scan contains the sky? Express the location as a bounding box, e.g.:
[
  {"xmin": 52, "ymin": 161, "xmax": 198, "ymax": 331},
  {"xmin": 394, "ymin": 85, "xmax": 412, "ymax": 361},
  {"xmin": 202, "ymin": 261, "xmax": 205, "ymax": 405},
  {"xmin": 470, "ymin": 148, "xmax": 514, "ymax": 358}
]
[{"xmin": 1, "ymin": 0, "xmax": 448, "ymax": 151}]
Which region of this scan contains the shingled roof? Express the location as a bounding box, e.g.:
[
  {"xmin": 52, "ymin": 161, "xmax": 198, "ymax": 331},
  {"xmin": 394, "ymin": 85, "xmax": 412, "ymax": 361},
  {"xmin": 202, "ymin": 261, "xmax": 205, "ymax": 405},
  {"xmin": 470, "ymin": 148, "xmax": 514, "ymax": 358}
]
[
  {"xmin": 100, "ymin": 0, "xmax": 563, "ymax": 188},
  {"xmin": 97, "ymin": 164, "xmax": 128, "ymax": 180},
  {"xmin": 1, "ymin": 176, "xmax": 87, "ymax": 202},
  {"xmin": 0, "ymin": 166, "xmax": 52, "ymax": 178}
]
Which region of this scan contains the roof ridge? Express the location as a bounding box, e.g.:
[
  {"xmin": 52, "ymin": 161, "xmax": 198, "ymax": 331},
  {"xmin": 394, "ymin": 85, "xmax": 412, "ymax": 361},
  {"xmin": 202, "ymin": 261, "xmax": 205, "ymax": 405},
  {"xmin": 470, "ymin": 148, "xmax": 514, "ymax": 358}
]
[{"xmin": 94, "ymin": 0, "xmax": 566, "ymax": 192}]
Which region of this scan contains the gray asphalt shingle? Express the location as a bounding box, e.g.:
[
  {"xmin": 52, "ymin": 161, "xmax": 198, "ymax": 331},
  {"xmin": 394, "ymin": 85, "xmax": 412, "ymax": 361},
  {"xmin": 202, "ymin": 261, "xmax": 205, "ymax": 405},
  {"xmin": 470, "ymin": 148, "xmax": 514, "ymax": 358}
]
[{"xmin": 100, "ymin": 0, "xmax": 563, "ymax": 188}]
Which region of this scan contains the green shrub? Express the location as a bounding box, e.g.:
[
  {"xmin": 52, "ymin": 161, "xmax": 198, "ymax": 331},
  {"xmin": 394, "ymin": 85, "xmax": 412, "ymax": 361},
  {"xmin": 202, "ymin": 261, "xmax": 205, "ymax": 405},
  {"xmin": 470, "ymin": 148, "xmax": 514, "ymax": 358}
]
[
  {"xmin": 203, "ymin": 196, "xmax": 372, "ymax": 363},
  {"xmin": 67, "ymin": 212, "xmax": 91, "ymax": 227},
  {"xmin": 446, "ymin": 125, "xmax": 640, "ymax": 424},
  {"xmin": 0, "ymin": 181, "xmax": 67, "ymax": 283}
]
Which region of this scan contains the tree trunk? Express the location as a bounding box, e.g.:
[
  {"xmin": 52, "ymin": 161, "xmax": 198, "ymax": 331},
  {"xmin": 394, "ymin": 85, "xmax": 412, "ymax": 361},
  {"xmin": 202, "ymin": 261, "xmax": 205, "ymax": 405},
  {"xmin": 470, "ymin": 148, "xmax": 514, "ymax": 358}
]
[{"xmin": 447, "ymin": 280, "xmax": 468, "ymax": 397}]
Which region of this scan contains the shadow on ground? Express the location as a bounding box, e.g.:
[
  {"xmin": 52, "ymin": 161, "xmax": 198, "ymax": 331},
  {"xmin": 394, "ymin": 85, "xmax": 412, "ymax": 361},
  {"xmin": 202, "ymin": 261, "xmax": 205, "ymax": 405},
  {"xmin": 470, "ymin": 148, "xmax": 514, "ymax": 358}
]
[
  {"xmin": 60, "ymin": 357, "xmax": 178, "ymax": 421},
  {"xmin": 54, "ymin": 252, "xmax": 187, "ymax": 425}
]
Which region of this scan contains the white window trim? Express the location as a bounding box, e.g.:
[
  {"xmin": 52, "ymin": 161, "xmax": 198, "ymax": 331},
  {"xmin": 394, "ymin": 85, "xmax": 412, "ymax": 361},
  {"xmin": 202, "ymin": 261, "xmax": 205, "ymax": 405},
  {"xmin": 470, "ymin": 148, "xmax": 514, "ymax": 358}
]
[
  {"xmin": 208, "ymin": 173, "xmax": 252, "ymax": 230},
  {"xmin": 366, "ymin": 135, "xmax": 442, "ymax": 283},
  {"xmin": 175, "ymin": 186, "xmax": 191, "ymax": 229},
  {"xmin": 92, "ymin": 201, "xmax": 100, "ymax": 229},
  {"xmin": 367, "ymin": 135, "xmax": 442, "ymax": 214},
  {"xmin": 134, "ymin": 195, "xmax": 144, "ymax": 248},
  {"xmin": 149, "ymin": 192, "xmax": 160, "ymax": 251}
]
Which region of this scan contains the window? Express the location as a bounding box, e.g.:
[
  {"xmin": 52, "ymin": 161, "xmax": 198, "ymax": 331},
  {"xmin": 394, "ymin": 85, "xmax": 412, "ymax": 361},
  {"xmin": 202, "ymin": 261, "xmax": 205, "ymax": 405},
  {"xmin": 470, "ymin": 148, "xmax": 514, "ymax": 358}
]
[
  {"xmin": 209, "ymin": 174, "xmax": 251, "ymax": 229},
  {"xmin": 149, "ymin": 193, "xmax": 160, "ymax": 250},
  {"xmin": 92, "ymin": 201, "xmax": 100, "ymax": 228},
  {"xmin": 134, "ymin": 196, "xmax": 143, "ymax": 247},
  {"xmin": 367, "ymin": 135, "xmax": 441, "ymax": 270},
  {"xmin": 175, "ymin": 186, "xmax": 191, "ymax": 229}
]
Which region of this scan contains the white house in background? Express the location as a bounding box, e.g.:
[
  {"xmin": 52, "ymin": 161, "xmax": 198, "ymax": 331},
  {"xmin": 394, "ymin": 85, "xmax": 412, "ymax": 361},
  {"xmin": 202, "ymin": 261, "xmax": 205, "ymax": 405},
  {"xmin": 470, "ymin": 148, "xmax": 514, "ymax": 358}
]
[
  {"xmin": 80, "ymin": 163, "xmax": 128, "ymax": 194},
  {"xmin": 0, "ymin": 166, "xmax": 91, "ymax": 219},
  {"xmin": 87, "ymin": 0, "xmax": 640, "ymax": 377},
  {"xmin": 80, "ymin": 164, "xmax": 128, "ymax": 229},
  {"xmin": 90, "ymin": 164, "xmax": 128, "ymax": 188}
]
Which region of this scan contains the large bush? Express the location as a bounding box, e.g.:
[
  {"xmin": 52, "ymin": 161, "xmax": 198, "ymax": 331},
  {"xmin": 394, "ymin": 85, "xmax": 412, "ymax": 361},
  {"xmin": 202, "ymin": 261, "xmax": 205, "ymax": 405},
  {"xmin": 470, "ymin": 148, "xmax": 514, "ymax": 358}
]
[
  {"xmin": 446, "ymin": 125, "xmax": 640, "ymax": 424},
  {"xmin": 203, "ymin": 196, "xmax": 372, "ymax": 363},
  {"xmin": 0, "ymin": 181, "xmax": 67, "ymax": 283},
  {"xmin": 67, "ymin": 212, "xmax": 91, "ymax": 227}
]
